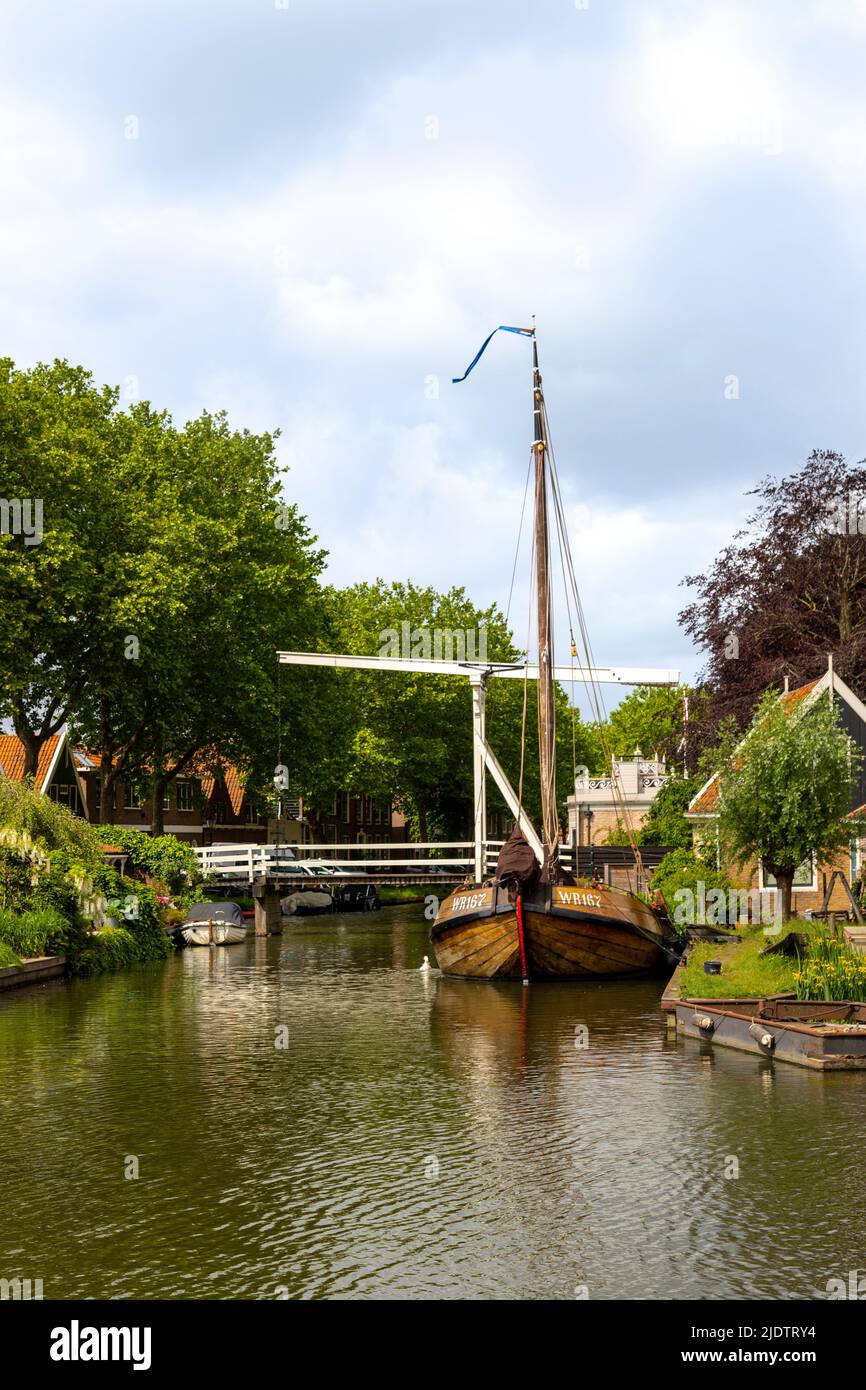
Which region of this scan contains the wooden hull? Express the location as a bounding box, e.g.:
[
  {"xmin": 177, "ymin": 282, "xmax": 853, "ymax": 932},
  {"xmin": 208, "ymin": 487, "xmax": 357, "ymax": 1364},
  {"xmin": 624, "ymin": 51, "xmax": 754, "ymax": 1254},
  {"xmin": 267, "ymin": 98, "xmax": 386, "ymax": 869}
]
[{"xmin": 431, "ymin": 883, "xmax": 670, "ymax": 980}]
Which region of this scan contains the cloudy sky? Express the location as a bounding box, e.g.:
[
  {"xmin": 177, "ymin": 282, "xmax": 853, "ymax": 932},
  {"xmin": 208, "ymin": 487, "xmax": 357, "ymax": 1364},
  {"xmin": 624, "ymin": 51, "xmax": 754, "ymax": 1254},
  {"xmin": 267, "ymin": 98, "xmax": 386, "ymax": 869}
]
[{"xmin": 2, "ymin": 0, "xmax": 865, "ymax": 705}]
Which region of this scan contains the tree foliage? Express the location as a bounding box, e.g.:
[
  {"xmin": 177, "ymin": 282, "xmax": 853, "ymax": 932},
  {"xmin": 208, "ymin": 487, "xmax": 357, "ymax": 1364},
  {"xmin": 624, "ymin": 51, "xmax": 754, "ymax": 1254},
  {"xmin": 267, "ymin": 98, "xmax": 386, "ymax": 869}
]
[
  {"xmin": 714, "ymin": 688, "xmax": 860, "ymax": 920},
  {"xmin": 680, "ymin": 450, "xmax": 866, "ymax": 740},
  {"xmin": 605, "ymin": 684, "xmax": 695, "ymax": 766},
  {"xmin": 319, "ymin": 579, "xmax": 599, "ymax": 840},
  {"xmin": 638, "ymin": 775, "xmax": 701, "ymax": 849}
]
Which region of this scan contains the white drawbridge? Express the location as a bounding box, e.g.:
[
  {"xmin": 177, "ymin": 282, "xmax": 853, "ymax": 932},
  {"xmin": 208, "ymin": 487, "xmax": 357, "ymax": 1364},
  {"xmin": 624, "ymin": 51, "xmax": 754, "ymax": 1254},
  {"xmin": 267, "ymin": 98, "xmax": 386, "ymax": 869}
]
[{"xmin": 277, "ymin": 651, "xmax": 680, "ymax": 882}]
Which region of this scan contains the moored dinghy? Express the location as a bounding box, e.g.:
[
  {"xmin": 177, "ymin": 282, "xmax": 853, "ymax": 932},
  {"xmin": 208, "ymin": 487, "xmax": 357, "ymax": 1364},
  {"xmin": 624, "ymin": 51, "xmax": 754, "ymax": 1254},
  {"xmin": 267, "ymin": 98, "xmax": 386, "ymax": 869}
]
[{"xmin": 180, "ymin": 901, "xmax": 247, "ymax": 947}]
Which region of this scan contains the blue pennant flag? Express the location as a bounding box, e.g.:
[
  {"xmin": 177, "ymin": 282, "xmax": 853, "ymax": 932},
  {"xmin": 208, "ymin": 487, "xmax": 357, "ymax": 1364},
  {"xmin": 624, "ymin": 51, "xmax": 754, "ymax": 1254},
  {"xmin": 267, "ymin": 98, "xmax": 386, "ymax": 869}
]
[{"xmin": 452, "ymin": 324, "xmax": 534, "ymax": 384}]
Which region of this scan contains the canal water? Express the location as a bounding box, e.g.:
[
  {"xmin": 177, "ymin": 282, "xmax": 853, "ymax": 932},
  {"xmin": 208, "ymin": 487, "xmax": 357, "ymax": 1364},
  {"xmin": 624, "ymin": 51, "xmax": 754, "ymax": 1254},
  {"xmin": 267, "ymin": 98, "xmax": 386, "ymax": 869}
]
[{"xmin": 1, "ymin": 904, "xmax": 864, "ymax": 1301}]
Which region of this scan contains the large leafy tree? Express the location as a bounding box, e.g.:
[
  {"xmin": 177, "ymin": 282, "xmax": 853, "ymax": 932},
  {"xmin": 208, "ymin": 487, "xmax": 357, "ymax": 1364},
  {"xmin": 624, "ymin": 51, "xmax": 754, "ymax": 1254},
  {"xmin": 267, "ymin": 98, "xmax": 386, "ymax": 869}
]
[
  {"xmin": 714, "ymin": 688, "xmax": 860, "ymax": 921},
  {"xmin": 680, "ymin": 450, "xmax": 866, "ymax": 741},
  {"xmin": 72, "ymin": 411, "xmax": 336, "ymax": 832},
  {"xmin": 0, "ymin": 359, "xmax": 149, "ymax": 775},
  {"xmin": 638, "ymin": 775, "xmax": 701, "ymax": 849},
  {"xmin": 604, "ymin": 684, "xmax": 698, "ymax": 768},
  {"xmin": 322, "ymin": 580, "xmax": 598, "ymax": 841}
]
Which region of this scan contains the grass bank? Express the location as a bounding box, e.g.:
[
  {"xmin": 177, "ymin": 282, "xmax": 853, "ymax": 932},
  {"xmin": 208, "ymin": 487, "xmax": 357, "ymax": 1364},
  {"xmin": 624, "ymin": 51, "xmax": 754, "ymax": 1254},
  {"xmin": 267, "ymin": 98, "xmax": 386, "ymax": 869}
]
[{"xmin": 676, "ymin": 927, "xmax": 800, "ymax": 1000}]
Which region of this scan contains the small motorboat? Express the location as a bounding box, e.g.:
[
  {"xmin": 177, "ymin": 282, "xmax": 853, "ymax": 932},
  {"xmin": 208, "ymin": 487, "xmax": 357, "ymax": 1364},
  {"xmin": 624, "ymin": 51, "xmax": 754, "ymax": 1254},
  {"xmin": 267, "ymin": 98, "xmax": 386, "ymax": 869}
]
[
  {"xmin": 280, "ymin": 889, "xmax": 334, "ymax": 917},
  {"xmin": 180, "ymin": 901, "xmax": 247, "ymax": 946}
]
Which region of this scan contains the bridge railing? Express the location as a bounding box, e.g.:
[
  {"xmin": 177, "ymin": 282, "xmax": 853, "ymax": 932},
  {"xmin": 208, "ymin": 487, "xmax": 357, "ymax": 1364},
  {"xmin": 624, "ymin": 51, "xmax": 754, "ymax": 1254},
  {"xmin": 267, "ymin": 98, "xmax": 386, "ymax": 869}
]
[
  {"xmin": 194, "ymin": 841, "xmax": 477, "ymax": 878},
  {"xmin": 195, "ymin": 840, "xmax": 575, "ymax": 879}
]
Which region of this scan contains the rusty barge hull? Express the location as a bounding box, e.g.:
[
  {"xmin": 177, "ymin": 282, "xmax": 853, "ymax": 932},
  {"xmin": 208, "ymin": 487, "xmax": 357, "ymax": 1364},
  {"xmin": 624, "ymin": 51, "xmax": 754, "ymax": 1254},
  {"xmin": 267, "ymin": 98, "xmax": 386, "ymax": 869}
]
[
  {"xmin": 674, "ymin": 997, "xmax": 866, "ymax": 1070},
  {"xmin": 431, "ymin": 883, "xmax": 670, "ymax": 981}
]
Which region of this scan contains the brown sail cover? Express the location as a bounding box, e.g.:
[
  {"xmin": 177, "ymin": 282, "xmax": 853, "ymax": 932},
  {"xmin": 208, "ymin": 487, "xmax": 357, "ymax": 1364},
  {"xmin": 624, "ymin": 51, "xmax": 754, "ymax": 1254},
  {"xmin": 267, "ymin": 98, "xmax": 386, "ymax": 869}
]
[{"xmin": 495, "ymin": 825, "xmax": 539, "ymax": 890}]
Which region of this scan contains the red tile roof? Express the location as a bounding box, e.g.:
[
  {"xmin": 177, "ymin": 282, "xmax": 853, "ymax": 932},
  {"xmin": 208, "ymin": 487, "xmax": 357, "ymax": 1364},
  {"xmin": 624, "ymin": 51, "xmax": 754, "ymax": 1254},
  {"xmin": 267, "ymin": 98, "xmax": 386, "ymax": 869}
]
[
  {"xmin": 0, "ymin": 734, "xmax": 62, "ymax": 790},
  {"xmin": 689, "ymin": 777, "xmax": 720, "ymax": 815},
  {"xmin": 687, "ymin": 677, "xmax": 826, "ymax": 818},
  {"xmin": 201, "ymin": 765, "xmax": 245, "ymax": 815},
  {"xmin": 780, "ymin": 679, "xmax": 820, "ymax": 712}
]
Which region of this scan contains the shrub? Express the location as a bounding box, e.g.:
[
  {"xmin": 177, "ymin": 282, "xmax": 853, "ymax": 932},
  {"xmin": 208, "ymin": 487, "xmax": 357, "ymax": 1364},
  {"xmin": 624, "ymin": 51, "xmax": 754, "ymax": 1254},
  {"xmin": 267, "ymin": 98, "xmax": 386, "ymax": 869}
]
[
  {"xmin": 31, "ymin": 865, "xmax": 84, "ymax": 924},
  {"xmin": 639, "ymin": 776, "xmax": 700, "ymax": 849},
  {"xmin": 0, "ymin": 941, "xmax": 21, "ymax": 968},
  {"xmin": 76, "ymin": 926, "xmax": 139, "ymax": 976},
  {"xmin": 0, "ymin": 906, "xmax": 67, "ymax": 958},
  {"xmin": 108, "ymin": 880, "xmax": 172, "ymax": 963},
  {"xmin": 0, "ymin": 778, "xmax": 106, "ymax": 874},
  {"xmin": 0, "ymin": 846, "xmax": 40, "ymax": 912},
  {"xmin": 97, "ymin": 826, "xmax": 202, "ymax": 898},
  {"xmin": 651, "ymin": 848, "xmax": 732, "ymax": 933}
]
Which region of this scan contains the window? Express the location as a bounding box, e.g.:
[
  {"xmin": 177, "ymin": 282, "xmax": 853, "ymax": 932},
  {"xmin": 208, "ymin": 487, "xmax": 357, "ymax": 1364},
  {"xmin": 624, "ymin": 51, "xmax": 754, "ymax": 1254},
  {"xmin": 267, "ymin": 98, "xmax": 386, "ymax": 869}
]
[
  {"xmin": 176, "ymin": 781, "xmax": 194, "ymax": 812},
  {"xmin": 123, "ymin": 783, "xmax": 142, "ymax": 810},
  {"xmin": 49, "ymin": 783, "xmax": 80, "ymax": 815},
  {"xmin": 93, "ymin": 777, "xmax": 101, "ymax": 813},
  {"xmin": 760, "ymin": 856, "xmax": 816, "ymax": 892}
]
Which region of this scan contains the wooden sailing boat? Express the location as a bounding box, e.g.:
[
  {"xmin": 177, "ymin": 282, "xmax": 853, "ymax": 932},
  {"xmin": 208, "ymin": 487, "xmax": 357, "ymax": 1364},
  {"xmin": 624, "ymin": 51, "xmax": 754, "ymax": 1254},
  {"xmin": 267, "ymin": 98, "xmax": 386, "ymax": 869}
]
[
  {"xmin": 430, "ymin": 328, "xmax": 675, "ymax": 982},
  {"xmin": 276, "ymin": 325, "xmax": 681, "ymax": 980}
]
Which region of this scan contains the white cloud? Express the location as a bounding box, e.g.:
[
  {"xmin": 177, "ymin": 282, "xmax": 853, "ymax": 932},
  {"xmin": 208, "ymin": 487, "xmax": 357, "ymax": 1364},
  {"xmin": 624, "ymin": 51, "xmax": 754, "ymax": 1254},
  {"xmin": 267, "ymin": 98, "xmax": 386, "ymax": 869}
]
[{"xmin": 0, "ymin": 0, "xmax": 863, "ymax": 693}]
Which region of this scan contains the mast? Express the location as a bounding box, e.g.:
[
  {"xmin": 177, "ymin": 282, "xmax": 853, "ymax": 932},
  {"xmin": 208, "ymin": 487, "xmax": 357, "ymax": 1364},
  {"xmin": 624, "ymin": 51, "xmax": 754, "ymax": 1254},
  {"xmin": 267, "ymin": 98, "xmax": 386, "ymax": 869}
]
[{"xmin": 532, "ymin": 331, "xmax": 559, "ymax": 877}]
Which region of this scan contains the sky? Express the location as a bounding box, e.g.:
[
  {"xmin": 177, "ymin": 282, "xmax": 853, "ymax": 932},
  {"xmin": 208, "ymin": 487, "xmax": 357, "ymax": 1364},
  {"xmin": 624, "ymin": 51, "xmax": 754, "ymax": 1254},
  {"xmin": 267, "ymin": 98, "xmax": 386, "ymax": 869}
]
[{"xmin": 2, "ymin": 0, "xmax": 865, "ymax": 710}]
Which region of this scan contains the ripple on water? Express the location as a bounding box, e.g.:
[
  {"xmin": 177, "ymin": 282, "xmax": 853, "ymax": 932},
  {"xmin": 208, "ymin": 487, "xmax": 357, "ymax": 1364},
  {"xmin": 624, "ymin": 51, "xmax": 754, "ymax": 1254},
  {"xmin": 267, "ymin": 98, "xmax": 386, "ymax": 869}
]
[{"xmin": 1, "ymin": 907, "xmax": 865, "ymax": 1299}]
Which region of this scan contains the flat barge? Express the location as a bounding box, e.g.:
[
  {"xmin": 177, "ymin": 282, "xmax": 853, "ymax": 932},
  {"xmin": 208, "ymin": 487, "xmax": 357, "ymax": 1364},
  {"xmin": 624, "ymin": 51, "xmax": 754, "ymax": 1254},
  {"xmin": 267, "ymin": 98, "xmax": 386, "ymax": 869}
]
[{"xmin": 673, "ymin": 996, "xmax": 866, "ymax": 1070}]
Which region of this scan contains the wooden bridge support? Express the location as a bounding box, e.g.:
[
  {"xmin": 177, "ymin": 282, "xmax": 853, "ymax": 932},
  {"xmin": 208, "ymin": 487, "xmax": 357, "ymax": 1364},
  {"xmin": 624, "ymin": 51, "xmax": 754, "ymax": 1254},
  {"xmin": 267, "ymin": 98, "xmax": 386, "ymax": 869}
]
[{"xmin": 252, "ymin": 879, "xmax": 282, "ymax": 937}]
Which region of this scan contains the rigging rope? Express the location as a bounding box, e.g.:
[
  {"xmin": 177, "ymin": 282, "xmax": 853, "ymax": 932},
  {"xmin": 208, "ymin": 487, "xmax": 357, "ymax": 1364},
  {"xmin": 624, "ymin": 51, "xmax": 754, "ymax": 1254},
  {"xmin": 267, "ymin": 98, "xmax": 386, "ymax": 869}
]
[{"xmin": 541, "ymin": 393, "xmax": 647, "ymax": 894}]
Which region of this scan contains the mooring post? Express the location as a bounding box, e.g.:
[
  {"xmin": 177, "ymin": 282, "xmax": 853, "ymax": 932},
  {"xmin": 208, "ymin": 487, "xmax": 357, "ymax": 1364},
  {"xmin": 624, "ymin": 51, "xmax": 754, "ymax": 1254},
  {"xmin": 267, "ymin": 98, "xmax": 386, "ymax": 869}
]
[{"xmin": 252, "ymin": 878, "xmax": 282, "ymax": 936}]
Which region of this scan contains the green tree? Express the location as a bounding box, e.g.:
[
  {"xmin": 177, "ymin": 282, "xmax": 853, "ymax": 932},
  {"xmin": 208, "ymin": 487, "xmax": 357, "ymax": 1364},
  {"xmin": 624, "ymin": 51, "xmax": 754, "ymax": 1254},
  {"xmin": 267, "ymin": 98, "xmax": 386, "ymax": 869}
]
[
  {"xmin": 320, "ymin": 580, "xmax": 599, "ymax": 842},
  {"xmin": 714, "ymin": 688, "xmax": 860, "ymax": 921},
  {"xmin": 0, "ymin": 359, "xmax": 144, "ymax": 775},
  {"xmin": 638, "ymin": 775, "xmax": 701, "ymax": 849},
  {"xmin": 605, "ymin": 684, "xmax": 697, "ymax": 767},
  {"xmin": 70, "ymin": 410, "xmax": 335, "ymax": 833}
]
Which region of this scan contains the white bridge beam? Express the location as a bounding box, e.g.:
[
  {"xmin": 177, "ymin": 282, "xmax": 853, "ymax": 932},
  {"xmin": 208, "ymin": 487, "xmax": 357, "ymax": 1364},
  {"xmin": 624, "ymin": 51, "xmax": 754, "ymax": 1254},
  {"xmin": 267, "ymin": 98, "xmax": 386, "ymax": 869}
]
[{"xmin": 277, "ymin": 651, "xmax": 679, "ymax": 686}]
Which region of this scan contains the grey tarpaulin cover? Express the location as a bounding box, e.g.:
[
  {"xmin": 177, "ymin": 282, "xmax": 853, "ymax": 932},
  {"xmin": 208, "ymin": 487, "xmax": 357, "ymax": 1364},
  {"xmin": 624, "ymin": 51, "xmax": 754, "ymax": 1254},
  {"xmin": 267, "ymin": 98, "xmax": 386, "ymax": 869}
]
[{"xmin": 184, "ymin": 901, "xmax": 244, "ymax": 927}]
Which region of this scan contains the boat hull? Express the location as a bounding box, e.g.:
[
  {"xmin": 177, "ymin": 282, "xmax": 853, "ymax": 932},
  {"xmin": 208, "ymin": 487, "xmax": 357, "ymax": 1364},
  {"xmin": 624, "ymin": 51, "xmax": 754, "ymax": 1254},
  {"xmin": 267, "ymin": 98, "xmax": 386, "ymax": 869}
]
[
  {"xmin": 431, "ymin": 883, "xmax": 670, "ymax": 980},
  {"xmin": 181, "ymin": 923, "xmax": 247, "ymax": 946}
]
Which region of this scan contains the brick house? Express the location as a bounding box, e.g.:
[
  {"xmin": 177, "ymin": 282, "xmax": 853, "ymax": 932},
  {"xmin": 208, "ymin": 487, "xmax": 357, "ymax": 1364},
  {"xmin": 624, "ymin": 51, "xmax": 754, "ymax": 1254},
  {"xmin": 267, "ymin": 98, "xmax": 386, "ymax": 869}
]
[
  {"xmin": 0, "ymin": 731, "xmax": 89, "ymax": 814},
  {"xmin": 567, "ymin": 753, "xmax": 671, "ymax": 846},
  {"xmin": 686, "ymin": 663, "xmax": 866, "ymax": 915},
  {"xmin": 285, "ymin": 793, "xmax": 408, "ymax": 856},
  {"xmin": 0, "ymin": 730, "xmax": 408, "ymax": 851}
]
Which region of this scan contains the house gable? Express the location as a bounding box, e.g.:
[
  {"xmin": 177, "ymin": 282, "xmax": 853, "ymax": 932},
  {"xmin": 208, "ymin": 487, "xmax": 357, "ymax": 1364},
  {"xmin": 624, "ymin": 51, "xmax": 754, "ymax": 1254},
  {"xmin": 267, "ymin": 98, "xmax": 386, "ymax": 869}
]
[{"xmin": 687, "ymin": 664, "xmax": 866, "ymax": 821}]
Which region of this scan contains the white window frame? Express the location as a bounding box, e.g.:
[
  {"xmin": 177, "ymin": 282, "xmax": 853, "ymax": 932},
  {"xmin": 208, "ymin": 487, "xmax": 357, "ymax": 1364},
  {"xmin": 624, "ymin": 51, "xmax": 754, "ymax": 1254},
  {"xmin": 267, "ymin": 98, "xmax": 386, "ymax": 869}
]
[{"xmin": 759, "ymin": 855, "xmax": 817, "ymax": 893}]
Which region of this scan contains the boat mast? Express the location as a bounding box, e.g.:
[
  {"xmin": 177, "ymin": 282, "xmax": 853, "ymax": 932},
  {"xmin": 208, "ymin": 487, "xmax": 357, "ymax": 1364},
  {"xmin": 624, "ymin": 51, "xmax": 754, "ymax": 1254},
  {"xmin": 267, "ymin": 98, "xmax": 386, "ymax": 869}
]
[{"xmin": 532, "ymin": 330, "xmax": 559, "ymax": 878}]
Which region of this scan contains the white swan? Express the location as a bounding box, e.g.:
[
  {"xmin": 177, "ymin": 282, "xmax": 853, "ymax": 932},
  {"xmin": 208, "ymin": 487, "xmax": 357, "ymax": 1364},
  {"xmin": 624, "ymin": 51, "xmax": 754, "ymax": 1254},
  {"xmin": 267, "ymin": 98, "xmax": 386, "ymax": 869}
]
[{"xmin": 419, "ymin": 955, "xmax": 431, "ymax": 972}]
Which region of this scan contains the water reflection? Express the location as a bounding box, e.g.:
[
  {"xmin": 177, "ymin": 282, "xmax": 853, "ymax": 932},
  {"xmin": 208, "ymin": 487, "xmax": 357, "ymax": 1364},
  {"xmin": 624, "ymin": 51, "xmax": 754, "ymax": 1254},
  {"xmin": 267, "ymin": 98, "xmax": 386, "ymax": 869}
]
[{"xmin": 1, "ymin": 906, "xmax": 865, "ymax": 1300}]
